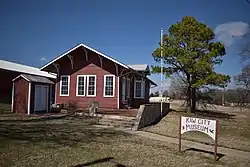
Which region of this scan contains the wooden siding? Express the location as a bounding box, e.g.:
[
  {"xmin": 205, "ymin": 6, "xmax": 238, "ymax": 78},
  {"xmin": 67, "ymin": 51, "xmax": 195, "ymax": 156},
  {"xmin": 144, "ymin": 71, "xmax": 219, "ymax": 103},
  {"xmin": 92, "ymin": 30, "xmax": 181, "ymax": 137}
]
[
  {"xmin": 55, "ymin": 48, "xmax": 119, "ymax": 109},
  {"xmin": 13, "ymin": 77, "xmax": 29, "ymax": 114},
  {"xmin": 45, "ymin": 46, "xmax": 152, "ymax": 109},
  {"xmin": 0, "ymin": 69, "xmax": 19, "ymax": 104}
]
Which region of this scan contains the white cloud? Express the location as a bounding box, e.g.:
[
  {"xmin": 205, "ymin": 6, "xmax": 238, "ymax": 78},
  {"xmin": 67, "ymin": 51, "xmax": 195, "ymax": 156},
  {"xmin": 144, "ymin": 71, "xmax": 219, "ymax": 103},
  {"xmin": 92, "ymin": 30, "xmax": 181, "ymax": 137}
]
[
  {"xmin": 214, "ymin": 22, "xmax": 249, "ymax": 47},
  {"xmin": 40, "ymin": 57, "xmax": 47, "ymax": 61}
]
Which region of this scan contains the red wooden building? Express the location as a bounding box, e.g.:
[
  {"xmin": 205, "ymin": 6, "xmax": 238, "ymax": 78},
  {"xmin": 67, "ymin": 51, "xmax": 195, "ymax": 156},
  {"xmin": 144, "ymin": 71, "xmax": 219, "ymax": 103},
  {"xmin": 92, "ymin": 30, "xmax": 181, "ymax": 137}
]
[
  {"xmin": 41, "ymin": 43, "xmax": 157, "ymax": 109},
  {"xmin": 12, "ymin": 74, "xmax": 54, "ymax": 114},
  {"xmin": 0, "ymin": 60, "xmax": 56, "ymax": 113}
]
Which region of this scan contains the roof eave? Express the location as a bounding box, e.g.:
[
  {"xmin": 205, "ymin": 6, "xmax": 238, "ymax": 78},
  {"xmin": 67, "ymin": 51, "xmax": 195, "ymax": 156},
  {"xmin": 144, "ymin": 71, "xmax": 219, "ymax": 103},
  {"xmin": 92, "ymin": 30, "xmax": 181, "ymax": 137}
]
[
  {"xmin": 12, "ymin": 74, "xmax": 30, "ymax": 82},
  {"xmin": 40, "ymin": 43, "xmax": 130, "ymax": 71}
]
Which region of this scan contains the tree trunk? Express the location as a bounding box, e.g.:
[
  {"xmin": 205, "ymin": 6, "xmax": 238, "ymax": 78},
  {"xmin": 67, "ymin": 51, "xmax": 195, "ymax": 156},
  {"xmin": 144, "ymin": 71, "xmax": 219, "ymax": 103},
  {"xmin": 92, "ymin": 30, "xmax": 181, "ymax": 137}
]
[
  {"xmin": 191, "ymin": 87, "xmax": 196, "ymax": 113},
  {"xmin": 187, "ymin": 85, "xmax": 192, "ymax": 113}
]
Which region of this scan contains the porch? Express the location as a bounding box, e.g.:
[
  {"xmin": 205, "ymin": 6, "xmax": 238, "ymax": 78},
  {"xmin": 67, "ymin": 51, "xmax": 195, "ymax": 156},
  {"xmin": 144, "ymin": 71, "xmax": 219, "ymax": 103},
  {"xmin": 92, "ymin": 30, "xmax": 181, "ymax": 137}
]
[{"xmin": 119, "ymin": 76, "xmax": 151, "ymax": 109}]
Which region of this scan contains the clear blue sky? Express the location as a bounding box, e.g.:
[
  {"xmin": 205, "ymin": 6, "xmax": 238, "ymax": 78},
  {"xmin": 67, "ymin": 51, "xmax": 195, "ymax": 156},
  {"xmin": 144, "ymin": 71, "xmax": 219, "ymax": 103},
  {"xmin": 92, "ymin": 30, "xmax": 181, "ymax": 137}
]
[{"xmin": 0, "ymin": 0, "xmax": 249, "ymax": 90}]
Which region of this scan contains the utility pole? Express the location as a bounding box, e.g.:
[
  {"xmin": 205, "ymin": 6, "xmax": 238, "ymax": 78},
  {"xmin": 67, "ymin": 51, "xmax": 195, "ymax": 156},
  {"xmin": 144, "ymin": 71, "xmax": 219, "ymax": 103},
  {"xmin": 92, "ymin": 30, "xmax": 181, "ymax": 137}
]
[{"xmin": 160, "ymin": 29, "xmax": 163, "ymax": 115}]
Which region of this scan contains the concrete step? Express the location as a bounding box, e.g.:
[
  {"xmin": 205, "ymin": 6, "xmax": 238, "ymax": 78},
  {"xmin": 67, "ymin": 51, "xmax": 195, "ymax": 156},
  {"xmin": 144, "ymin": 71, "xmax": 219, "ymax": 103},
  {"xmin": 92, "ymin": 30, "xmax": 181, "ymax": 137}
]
[
  {"xmin": 98, "ymin": 120, "xmax": 134, "ymax": 126},
  {"xmin": 98, "ymin": 118, "xmax": 135, "ymax": 129},
  {"xmin": 98, "ymin": 118, "xmax": 134, "ymax": 124}
]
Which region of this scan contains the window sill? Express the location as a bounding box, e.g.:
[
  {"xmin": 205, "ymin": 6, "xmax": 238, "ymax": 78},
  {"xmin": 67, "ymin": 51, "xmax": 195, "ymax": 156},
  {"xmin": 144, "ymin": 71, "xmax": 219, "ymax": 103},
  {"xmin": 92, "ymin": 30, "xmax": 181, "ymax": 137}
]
[
  {"xmin": 87, "ymin": 95, "xmax": 96, "ymax": 97},
  {"xmin": 60, "ymin": 94, "xmax": 69, "ymax": 96},
  {"xmin": 103, "ymin": 95, "xmax": 115, "ymax": 98},
  {"xmin": 76, "ymin": 95, "xmax": 85, "ymax": 97}
]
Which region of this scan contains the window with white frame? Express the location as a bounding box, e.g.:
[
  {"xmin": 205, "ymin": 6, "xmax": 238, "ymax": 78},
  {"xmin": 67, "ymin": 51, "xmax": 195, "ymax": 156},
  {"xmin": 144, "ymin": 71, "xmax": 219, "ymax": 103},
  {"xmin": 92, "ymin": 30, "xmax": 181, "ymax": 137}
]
[
  {"xmin": 60, "ymin": 75, "xmax": 70, "ymax": 96},
  {"xmin": 134, "ymin": 80, "xmax": 145, "ymax": 98},
  {"xmin": 87, "ymin": 75, "xmax": 96, "ymax": 96},
  {"xmin": 104, "ymin": 75, "xmax": 115, "ymax": 97},
  {"xmin": 76, "ymin": 75, "xmax": 85, "ymax": 96}
]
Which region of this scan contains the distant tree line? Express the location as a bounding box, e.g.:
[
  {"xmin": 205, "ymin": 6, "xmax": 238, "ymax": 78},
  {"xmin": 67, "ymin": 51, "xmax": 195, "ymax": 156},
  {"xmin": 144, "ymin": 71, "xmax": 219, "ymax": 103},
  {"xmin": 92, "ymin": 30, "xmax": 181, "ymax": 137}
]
[
  {"xmin": 166, "ymin": 70, "xmax": 250, "ymax": 108},
  {"xmin": 150, "ymin": 90, "xmax": 169, "ymax": 97}
]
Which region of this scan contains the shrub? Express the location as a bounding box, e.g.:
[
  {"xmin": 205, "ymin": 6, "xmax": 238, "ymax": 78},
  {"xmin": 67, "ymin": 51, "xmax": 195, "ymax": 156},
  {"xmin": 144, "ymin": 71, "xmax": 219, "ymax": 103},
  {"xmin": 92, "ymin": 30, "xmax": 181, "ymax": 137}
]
[{"xmin": 65, "ymin": 100, "xmax": 78, "ymax": 112}]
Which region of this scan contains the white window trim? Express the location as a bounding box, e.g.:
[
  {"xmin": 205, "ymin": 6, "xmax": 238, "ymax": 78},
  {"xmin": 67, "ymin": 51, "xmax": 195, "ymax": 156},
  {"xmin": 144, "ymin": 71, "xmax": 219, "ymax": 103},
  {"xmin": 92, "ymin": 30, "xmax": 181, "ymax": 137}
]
[
  {"xmin": 86, "ymin": 75, "xmax": 97, "ymax": 97},
  {"xmin": 76, "ymin": 75, "xmax": 86, "ymax": 96},
  {"xmin": 134, "ymin": 79, "xmax": 145, "ymax": 99},
  {"xmin": 60, "ymin": 75, "xmax": 70, "ymax": 96},
  {"xmin": 103, "ymin": 75, "xmax": 115, "ymax": 97}
]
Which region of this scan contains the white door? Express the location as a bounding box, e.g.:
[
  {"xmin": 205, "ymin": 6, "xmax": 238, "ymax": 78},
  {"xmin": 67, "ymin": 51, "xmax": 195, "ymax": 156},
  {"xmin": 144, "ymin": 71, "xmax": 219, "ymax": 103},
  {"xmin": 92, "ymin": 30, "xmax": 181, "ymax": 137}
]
[
  {"xmin": 35, "ymin": 85, "xmax": 48, "ymax": 112},
  {"xmin": 34, "ymin": 85, "xmax": 41, "ymax": 111}
]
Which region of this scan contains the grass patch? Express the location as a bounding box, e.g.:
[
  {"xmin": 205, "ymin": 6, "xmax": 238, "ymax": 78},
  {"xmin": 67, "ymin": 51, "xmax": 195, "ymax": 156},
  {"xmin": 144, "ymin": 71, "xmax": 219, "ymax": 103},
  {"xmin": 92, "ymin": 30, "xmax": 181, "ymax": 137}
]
[
  {"xmin": 0, "ymin": 113, "xmax": 249, "ymax": 167},
  {"xmin": 143, "ymin": 109, "xmax": 250, "ymax": 152}
]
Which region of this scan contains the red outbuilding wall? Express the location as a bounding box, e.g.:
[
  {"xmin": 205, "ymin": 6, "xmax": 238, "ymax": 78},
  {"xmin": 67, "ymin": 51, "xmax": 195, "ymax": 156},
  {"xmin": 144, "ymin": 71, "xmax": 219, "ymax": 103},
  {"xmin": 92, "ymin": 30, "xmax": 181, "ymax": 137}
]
[{"xmin": 13, "ymin": 77, "xmax": 29, "ymax": 114}]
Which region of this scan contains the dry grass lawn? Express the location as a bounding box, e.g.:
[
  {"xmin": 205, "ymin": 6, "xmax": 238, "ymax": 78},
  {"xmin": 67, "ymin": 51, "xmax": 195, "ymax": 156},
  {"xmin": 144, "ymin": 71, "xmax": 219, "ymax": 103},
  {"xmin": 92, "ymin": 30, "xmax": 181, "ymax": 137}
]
[
  {"xmin": 143, "ymin": 106, "xmax": 250, "ymax": 152},
  {"xmin": 0, "ymin": 113, "xmax": 249, "ymax": 167}
]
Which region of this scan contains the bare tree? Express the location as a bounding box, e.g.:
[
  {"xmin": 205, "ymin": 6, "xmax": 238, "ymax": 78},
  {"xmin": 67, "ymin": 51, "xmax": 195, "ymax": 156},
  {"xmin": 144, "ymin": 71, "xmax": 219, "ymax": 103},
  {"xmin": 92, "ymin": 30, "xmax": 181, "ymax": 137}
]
[
  {"xmin": 234, "ymin": 66, "xmax": 250, "ymax": 108},
  {"xmin": 168, "ymin": 74, "xmax": 188, "ymax": 100}
]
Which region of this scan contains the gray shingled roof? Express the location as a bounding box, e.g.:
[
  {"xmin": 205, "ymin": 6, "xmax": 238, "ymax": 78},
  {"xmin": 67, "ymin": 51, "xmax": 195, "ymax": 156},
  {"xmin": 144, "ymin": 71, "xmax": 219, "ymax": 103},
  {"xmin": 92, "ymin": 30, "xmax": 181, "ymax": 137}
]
[
  {"xmin": 127, "ymin": 64, "xmax": 149, "ymax": 71},
  {"xmin": 21, "ymin": 74, "xmax": 54, "ymax": 84},
  {"xmin": 0, "ymin": 59, "xmax": 56, "ymax": 79}
]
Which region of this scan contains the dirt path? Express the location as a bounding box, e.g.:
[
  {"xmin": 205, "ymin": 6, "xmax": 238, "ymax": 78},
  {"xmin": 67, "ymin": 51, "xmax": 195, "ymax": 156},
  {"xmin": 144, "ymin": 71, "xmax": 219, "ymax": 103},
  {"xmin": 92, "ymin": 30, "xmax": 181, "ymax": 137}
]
[
  {"xmin": 126, "ymin": 130, "xmax": 250, "ymax": 159},
  {"xmin": 93, "ymin": 124, "xmax": 250, "ymax": 159}
]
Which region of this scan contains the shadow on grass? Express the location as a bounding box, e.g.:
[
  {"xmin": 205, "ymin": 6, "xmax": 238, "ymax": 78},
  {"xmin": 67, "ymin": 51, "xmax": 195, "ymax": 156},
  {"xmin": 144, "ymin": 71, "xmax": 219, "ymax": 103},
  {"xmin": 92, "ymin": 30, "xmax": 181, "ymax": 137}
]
[
  {"xmin": 72, "ymin": 157, "xmax": 126, "ymax": 167},
  {"xmin": 170, "ymin": 109, "xmax": 236, "ymax": 119},
  {"xmin": 0, "ymin": 116, "xmax": 130, "ymax": 148},
  {"xmin": 72, "ymin": 157, "xmax": 114, "ymax": 167},
  {"xmin": 71, "ymin": 157, "xmax": 127, "ymax": 167},
  {"xmin": 194, "ymin": 110, "xmax": 236, "ymax": 119},
  {"xmin": 0, "ymin": 114, "xmax": 70, "ymax": 123},
  {"xmin": 184, "ymin": 147, "xmax": 225, "ymax": 161}
]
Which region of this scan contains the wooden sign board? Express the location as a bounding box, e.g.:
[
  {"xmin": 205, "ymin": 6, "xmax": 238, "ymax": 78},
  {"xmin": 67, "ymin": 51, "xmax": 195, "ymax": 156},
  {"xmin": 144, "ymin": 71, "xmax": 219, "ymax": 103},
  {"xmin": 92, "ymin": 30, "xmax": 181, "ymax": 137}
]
[{"xmin": 179, "ymin": 116, "xmax": 219, "ymax": 162}]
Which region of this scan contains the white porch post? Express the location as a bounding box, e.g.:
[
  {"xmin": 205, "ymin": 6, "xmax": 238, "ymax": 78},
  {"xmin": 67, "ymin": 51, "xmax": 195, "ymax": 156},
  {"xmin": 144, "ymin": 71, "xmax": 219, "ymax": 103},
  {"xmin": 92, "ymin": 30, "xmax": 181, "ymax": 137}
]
[
  {"xmin": 117, "ymin": 76, "xmax": 120, "ymax": 109},
  {"xmin": 11, "ymin": 82, "xmax": 14, "ymax": 112},
  {"xmin": 27, "ymin": 82, "xmax": 31, "ymax": 115}
]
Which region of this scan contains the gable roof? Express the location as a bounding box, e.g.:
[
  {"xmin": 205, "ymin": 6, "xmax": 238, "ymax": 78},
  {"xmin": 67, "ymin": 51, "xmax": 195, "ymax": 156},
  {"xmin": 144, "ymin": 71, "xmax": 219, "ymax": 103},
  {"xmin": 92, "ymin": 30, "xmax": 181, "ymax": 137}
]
[
  {"xmin": 40, "ymin": 43, "xmax": 129, "ymax": 70},
  {"xmin": 40, "ymin": 43, "xmax": 157, "ymax": 86},
  {"xmin": 128, "ymin": 64, "xmax": 149, "ymax": 71},
  {"xmin": 13, "ymin": 74, "xmax": 54, "ymax": 84},
  {"xmin": 0, "ymin": 60, "xmax": 56, "ymax": 79}
]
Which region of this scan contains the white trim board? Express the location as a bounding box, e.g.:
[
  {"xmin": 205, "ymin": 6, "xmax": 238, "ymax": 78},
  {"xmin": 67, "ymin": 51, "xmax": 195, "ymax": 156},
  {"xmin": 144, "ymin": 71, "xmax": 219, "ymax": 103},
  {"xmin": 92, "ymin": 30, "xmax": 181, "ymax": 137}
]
[
  {"xmin": 12, "ymin": 74, "xmax": 30, "ymax": 82},
  {"xmin": 27, "ymin": 82, "xmax": 31, "ymax": 115},
  {"xmin": 117, "ymin": 77, "xmax": 119, "ymax": 109},
  {"xmin": 11, "ymin": 83, "xmax": 14, "ymax": 112}
]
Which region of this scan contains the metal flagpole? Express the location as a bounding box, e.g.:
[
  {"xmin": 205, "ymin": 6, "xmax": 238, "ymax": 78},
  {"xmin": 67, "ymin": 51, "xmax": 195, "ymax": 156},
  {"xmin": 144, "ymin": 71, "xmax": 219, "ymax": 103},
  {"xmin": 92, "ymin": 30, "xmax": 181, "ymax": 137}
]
[{"xmin": 160, "ymin": 29, "xmax": 163, "ymax": 115}]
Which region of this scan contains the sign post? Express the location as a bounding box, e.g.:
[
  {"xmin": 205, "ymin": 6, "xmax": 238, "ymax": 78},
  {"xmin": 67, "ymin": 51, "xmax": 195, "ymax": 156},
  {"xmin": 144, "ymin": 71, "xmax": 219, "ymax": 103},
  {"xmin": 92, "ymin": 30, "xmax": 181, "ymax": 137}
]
[
  {"xmin": 179, "ymin": 116, "xmax": 219, "ymax": 162},
  {"xmin": 179, "ymin": 116, "xmax": 182, "ymax": 152},
  {"xmin": 214, "ymin": 119, "xmax": 219, "ymax": 162}
]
